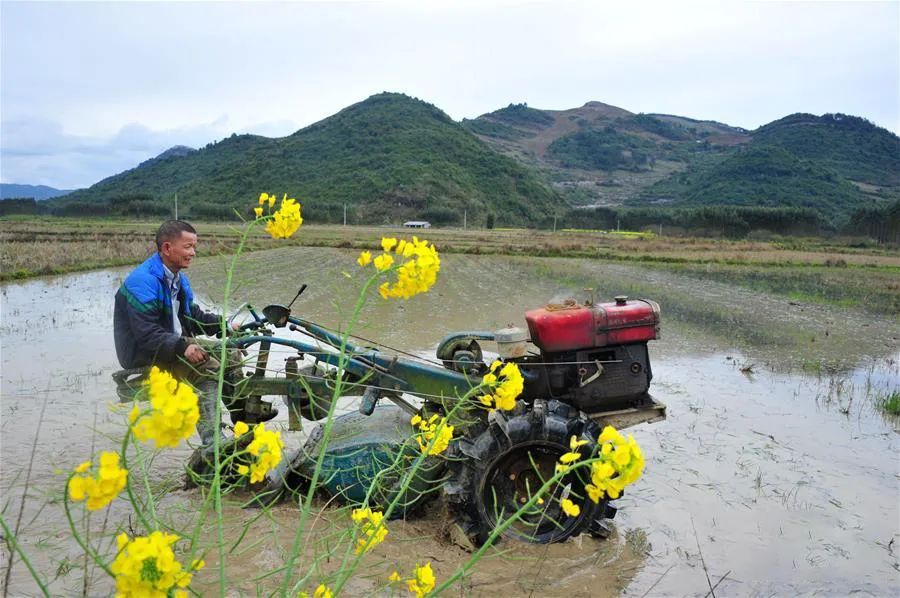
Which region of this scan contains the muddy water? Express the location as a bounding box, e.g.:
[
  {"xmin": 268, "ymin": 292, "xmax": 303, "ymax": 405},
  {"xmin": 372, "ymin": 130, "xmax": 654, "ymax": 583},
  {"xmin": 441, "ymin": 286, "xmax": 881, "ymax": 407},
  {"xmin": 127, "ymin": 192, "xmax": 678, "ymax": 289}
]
[{"xmin": 2, "ymin": 248, "xmax": 898, "ymax": 596}]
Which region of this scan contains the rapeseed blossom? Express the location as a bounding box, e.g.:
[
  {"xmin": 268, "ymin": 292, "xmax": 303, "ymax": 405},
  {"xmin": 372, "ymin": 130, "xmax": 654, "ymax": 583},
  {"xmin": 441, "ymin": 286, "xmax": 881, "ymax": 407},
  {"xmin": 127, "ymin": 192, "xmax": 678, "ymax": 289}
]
[
  {"xmin": 110, "ymin": 531, "xmax": 202, "ymax": 597},
  {"xmin": 298, "ymin": 585, "xmax": 333, "ymax": 598},
  {"xmin": 555, "ymin": 435, "xmax": 589, "ymax": 475},
  {"xmin": 68, "ymin": 451, "xmax": 128, "ymax": 511},
  {"xmin": 406, "ymin": 562, "xmax": 436, "ymax": 598},
  {"xmin": 410, "ymin": 413, "xmax": 454, "ymax": 456},
  {"xmin": 351, "ymin": 507, "xmax": 388, "ymax": 554},
  {"xmin": 130, "ymin": 367, "xmax": 200, "ymax": 449},
  {"xmin": 235, "ymin": 423, "xmax": 284, "ymax": 484},
  {"xmin": 357, "ymin": 237, "xmax": 441, "ymax": 300},
  {"xmin": 584, "ymin": 426, "xmax": 644, "ymax": 501},
  {"xmin": 255, "ymin": 192, "xmax": 303, "ymax": 239},
  {"xmin": 478, "ymin": 360, "xmax": 524, "ymax": 411},
  {"xmin": 560, "ymin": 498, "xmax": 581, "ymax": 517}
]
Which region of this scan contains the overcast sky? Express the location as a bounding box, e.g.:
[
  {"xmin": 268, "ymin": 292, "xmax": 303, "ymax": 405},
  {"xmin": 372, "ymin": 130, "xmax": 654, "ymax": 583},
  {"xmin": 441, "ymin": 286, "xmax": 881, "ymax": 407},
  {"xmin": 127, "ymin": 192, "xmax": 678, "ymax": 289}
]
[{"xmin": 2, "ymin": 0, "xmax": 898, "ymax": 189}]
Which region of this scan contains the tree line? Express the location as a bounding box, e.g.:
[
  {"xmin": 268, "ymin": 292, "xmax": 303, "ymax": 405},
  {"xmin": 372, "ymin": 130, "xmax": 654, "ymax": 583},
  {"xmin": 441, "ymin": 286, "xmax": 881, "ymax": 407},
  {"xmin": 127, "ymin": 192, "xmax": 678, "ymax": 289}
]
[{"xmin": 4, "ymin": 196, "xmax": 897, "ymax": 244}]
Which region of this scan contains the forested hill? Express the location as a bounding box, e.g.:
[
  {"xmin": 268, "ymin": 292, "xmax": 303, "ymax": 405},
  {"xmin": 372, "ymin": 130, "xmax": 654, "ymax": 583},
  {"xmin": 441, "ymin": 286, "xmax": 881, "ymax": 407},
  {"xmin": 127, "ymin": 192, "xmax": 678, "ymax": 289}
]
[
  {"xmin": 53, "ymin": 93, "xmax": 566, "ymax": 227},
  {"xmin": 751, "ymin": 113, "xmax": 900, "ymax": 186},
  {"xmin": 465, "ymin": 103, "xmax": 899, "ymax": 224},
  {"xmin": 45, "ymin": 94, "xmax": 899, "ymax": 228}
]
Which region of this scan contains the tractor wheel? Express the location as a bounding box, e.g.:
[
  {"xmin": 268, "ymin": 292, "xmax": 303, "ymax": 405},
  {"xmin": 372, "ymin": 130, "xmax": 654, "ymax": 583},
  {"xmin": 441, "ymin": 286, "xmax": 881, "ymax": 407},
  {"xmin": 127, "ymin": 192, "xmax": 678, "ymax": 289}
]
[{"xmin": 444, "ymin": 399, "xmax": 614, "ymax": 546}]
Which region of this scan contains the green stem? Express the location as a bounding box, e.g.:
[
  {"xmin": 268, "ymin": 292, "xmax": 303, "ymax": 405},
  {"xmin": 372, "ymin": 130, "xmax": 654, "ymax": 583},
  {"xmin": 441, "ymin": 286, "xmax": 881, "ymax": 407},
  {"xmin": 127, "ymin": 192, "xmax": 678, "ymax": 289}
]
[
  {"xmin": 62, "ymin": 477, "xmax": 115, "ymax": 579},
  {"xmin": 0, "ymin": 513, "xmax": 50, "ymax": 597},
  {"xmin": 120, "ymin": 417, "xmax": 154, "ymax": 532},
  {"xmin": 210, "ymin": 219, "xmax": 255, "ymax": 594},
  {"xmin": 280, "ymin": 269, "xmax": 383, "ymax": 596}
]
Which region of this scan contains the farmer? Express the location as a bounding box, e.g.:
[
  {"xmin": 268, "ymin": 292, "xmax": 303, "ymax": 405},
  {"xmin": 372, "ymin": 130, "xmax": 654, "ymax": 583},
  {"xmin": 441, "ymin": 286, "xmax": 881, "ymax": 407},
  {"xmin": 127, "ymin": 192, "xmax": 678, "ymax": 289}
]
[{"xmin": 113, "ymin": 219, "xmax": 242, "ymax": 446}]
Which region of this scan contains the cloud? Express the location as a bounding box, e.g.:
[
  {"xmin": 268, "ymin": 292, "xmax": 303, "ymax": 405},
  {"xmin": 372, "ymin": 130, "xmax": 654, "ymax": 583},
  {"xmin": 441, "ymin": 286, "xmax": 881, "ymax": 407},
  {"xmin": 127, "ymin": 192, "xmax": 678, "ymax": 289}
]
[
  {"xmin": 0, "ymin": 116, "xmax": 299, "ymax": 188},
  {"xmin": 1, "ymin": 1, "xmax": 897, "ymax": 187}
]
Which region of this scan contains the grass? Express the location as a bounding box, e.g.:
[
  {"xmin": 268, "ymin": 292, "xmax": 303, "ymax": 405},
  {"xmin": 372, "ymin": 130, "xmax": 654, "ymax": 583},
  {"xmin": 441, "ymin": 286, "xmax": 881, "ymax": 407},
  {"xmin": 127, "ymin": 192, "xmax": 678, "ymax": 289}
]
[{"xmin": 876, "ymin": 391, "xmax": 900, "ymax": 416}]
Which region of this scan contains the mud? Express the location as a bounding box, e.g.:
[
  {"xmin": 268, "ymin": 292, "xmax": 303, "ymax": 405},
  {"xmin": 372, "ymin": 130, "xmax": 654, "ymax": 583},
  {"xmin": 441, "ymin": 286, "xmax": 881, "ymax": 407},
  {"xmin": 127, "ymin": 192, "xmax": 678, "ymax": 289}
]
[{"xmin": 2, "ymin": 248, "xmax": 898, "ymax": 596}]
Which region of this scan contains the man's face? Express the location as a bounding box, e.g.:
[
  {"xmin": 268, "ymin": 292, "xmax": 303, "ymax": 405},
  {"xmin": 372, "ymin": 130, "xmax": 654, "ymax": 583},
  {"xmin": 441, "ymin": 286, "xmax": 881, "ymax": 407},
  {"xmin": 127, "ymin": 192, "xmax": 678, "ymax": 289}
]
[{"xmin": 160, "ymin": 231, "xmax": 198, "ymax": 272}]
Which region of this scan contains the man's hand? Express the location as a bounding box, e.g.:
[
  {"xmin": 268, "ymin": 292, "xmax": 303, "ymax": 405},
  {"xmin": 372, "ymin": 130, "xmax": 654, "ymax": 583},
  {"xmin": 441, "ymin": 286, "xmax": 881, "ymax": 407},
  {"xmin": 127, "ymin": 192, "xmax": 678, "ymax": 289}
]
[
  {"xmin": 231, "ymin": 321, "xmax": 242, "ymax": 332},
  {"xmin": 184, "ymin": 343, "xmax": 209, "ymax": 365}
]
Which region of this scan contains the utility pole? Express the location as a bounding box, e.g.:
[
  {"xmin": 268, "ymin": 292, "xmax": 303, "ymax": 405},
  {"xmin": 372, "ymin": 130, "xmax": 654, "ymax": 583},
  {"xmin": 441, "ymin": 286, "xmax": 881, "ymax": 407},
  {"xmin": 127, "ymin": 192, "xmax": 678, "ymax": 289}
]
[
  {"xmin": 343, "ymin": 204, "xmax": 347, "ymax": 227},
  {"xmin": 174, "ymin": 193, "xmax": 178, "ymax": 220},
  {"xmin": 553, "ymin": 215, "xmax": 557, "ymax": 233},
  {"xmin": 464, "ymin": 209, "xmax": 467, "ymax": 230},
  {"xmin": 659, "ymin": 223, "xmax": 662, "ymax": 237},
  {"xmin": 617, "ymin": 219, "xmax": 620, "ymax": 232}
]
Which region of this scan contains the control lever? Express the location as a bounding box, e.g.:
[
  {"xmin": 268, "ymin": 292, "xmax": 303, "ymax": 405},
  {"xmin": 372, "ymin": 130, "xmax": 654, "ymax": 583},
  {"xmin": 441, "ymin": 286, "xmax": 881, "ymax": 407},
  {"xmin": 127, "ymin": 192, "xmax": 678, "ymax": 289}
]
[{"xmin": 287, "ymin": 284, "xmax": 308, "ymax": 309}]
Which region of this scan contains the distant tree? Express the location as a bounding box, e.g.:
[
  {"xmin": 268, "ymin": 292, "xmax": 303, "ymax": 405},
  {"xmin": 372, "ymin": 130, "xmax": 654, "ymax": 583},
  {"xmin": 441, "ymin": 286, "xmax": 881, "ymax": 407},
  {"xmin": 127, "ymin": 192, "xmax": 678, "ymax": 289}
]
[
  {"xmin": 0, "ymin": 198, "xmax": 39, "ymax": 216},
  {"xmin": 486, "ymin": 213, "xmax": 495, "ymax": 229},
  {"xmin": 421, "ymin": 206, "xmax": 459, "ymax": 225}
]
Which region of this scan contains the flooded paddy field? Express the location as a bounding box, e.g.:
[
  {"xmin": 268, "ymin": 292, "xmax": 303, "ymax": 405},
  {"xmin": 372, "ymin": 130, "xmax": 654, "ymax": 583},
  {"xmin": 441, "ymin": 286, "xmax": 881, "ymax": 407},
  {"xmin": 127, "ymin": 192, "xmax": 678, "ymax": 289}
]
[{"xmin": 2, "ymin": 247, "xmax": 898, "ymax": 596}]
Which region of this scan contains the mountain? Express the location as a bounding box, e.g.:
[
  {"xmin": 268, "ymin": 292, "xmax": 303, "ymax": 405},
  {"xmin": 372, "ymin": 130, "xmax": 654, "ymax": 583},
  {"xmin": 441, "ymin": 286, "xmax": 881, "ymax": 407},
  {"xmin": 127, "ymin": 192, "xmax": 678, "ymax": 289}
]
[
  {"xmin": 462, "ymin": 102, "xmax": 752, "ymax": 207},
  {"xmin": 0, "ymin": 184, "xmax": 74, "ymax": 200},
  {"xmin": 465, "ymin": 103, "xmax": 899, "ymax": 223},
  {"xmin": 53, "ymin": 94, "xmax": 566, "ymax": 227},
  {"xmin": 634, "ymin": 146, "xmax": 870, "ymax": 219},
  {"xmin": 136, "ymin": 145, "xmax": 197, "ymax": 168},
  {"xmin": 47, "ymin": 94, "xmax": 899, "ymax": 228},
  {"xmin": 751, "ymin": 113, "xmax": 900, "ymax": 186}
]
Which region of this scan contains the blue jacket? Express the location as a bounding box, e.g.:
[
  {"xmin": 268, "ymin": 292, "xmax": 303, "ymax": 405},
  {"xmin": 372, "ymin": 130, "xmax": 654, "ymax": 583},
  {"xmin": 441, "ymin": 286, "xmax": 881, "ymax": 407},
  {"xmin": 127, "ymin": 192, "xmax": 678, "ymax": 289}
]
[{"xmin": 113, "ymin": 252, "xmax": 221, "ymax": 369}]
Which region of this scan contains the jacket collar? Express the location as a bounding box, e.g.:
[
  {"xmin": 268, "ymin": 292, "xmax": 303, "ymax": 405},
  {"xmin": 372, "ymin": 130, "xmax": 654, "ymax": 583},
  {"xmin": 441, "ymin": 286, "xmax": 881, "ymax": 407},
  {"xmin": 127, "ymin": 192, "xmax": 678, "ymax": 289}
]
[{"xmin": 146, "ymin": 252, "xmax": 166, "ymax": 281}]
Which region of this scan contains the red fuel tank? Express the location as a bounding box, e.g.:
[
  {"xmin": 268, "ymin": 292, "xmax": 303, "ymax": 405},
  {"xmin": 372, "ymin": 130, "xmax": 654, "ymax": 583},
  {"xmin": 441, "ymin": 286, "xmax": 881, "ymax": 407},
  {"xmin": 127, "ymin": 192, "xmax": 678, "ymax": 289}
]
[{"xmin": 525, "ymin": 297, "xmax": 660, "ymax": 352}]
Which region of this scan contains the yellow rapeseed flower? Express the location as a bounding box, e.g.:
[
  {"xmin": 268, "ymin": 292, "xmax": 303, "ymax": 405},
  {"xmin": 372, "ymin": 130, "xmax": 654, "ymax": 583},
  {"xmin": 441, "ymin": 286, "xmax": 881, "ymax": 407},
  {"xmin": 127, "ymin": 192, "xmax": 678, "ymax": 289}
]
[
  {"xmin": 477, "ymin": 360, "xmax": 524, "ymax": 411},
  {"xmin": 583, "ymin": 426, "xmax": 645, "ymax": 503},
  {"xmin": 254, "ymin": 207, "xmax": 263, "ymax": 218},
  {"xmin": 556, "ymin": 434, "xmax": 590, "ymax": 474},
  {"xmin": 357, "ymin": 250, "xmax": 372, "ymax": 267},
  {"xmin": 264, "ymin": 196, "xmax": 303, "ymax": 239},
  {"xmin": 234, "ymin": 421, "xmax": 249, "ymax": 436},
  {"xmin": 132, "ymin": 367, "xmax": 200, "ymax": 449},
  {"xmin": 298, "ymin": 585, "xmax": 333, "ymax": 598},
  {"xmin": 68, "ymin": 451, "xmax": 128, "ymax": 511},
  {"xmin": 351, "ymin": 507, "xmax": 389, "ymax": 554},
  {"xmin": 237, "ymin": 423, "xmax": 284, "ymax": 483},
  {"xmin": 373, "ymin": 253, "xmax": 394, "ymax": 272},
  {"xmin": 110, "ymin": 531, "xmax": 196, "ymax": 597},
  {"xmin": 406, "ymin": 562, "xmax": 436, "ymax": 598},
  {"xmin": 359, "ymin": 236, "xmax": 439, "ymax": 300},
  {"xmin": 389, "ymin": 571, "xmax": 402, "ymax": 582},
  {"xmin": 560, "ymin": 498, "xmax": 581, "ymax": 517},
  {"xmin": 411, "ymin": 413, "xmax": 454, "ymax": 456}
]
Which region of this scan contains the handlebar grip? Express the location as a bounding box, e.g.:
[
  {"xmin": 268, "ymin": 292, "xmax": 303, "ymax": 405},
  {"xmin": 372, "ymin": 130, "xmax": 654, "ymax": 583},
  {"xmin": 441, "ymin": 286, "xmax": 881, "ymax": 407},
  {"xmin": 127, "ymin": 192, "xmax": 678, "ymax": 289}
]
[{"xmin": 359, "ymin": 387, "xmax": 380, "ymax": 416}]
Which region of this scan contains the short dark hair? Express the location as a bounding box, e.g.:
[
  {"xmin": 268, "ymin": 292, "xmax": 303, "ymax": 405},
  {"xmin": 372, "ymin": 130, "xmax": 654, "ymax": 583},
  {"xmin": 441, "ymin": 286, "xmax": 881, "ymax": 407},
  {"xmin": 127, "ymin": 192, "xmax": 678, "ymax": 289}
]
[{"xmin": 155, "ymin": 220, "xmax": 197, "ymax": 250}]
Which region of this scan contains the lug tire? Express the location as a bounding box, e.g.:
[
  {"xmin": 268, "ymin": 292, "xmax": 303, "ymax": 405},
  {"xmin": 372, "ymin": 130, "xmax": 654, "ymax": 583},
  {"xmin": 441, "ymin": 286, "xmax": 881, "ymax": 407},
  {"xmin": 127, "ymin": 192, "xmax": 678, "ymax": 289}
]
[{"xmin": 444, "ymin": 399, "xmax": 613, "ymax": 545}]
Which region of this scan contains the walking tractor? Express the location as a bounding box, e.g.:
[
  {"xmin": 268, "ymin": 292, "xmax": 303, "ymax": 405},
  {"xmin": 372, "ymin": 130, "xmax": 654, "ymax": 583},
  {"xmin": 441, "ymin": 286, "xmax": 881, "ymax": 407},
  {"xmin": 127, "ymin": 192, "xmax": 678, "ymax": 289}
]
[{"xmin": 115, "ymin": 287, "xmax": 666, "ymax": 546}]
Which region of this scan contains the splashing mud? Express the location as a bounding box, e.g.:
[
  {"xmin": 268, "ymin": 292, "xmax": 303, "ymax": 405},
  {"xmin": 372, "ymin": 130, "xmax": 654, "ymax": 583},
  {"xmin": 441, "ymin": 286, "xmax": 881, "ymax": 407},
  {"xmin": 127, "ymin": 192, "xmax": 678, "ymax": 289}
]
[{"xmin": 2, "ymin": 248, "xmax": 897, "ymax": 595}]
